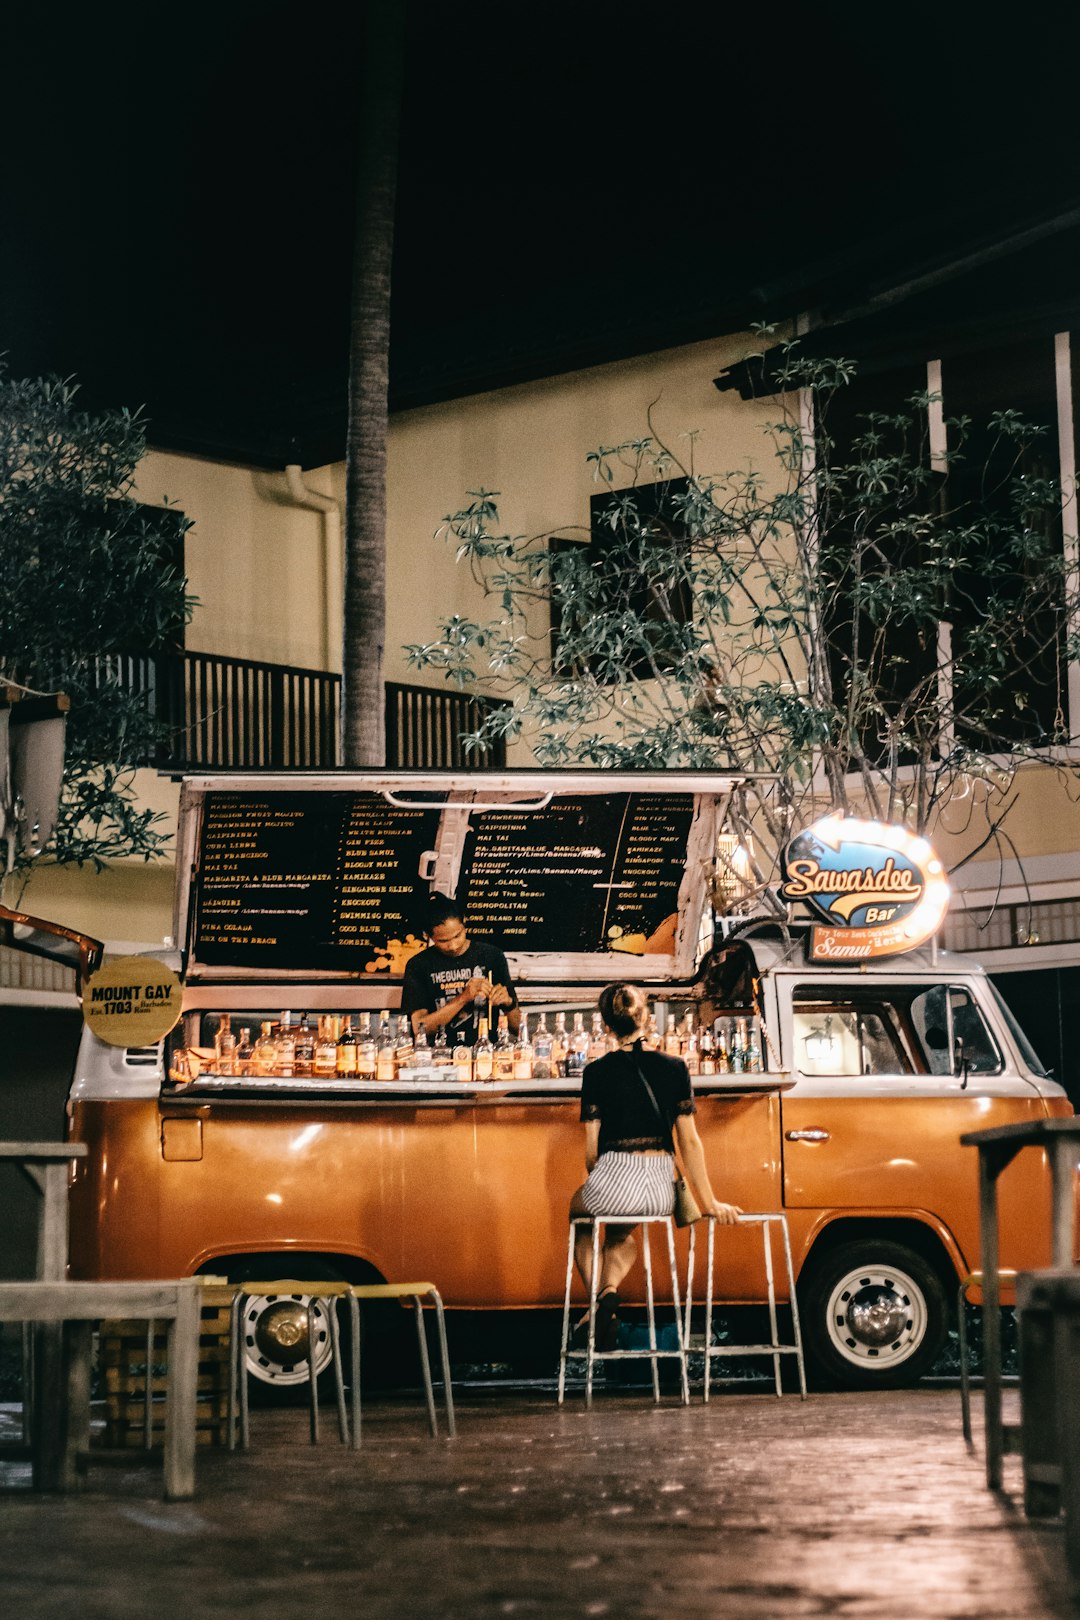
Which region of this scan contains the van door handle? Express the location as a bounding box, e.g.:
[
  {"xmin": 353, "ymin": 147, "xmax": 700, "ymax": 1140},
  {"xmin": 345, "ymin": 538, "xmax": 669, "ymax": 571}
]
[{"xmin": 785, "ymin": 1128, "xmax": 831, "ymax": 1142}]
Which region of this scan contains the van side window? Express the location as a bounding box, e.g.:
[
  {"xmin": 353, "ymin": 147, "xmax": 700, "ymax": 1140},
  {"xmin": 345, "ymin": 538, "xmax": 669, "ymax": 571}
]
[
  {"xmin": 793, "ymin": 990, "xmax": 915, "ymax": 1076},
  {"xmin": 793, "ymin": 985, "xmax": 1003, "ymax": 1078}
]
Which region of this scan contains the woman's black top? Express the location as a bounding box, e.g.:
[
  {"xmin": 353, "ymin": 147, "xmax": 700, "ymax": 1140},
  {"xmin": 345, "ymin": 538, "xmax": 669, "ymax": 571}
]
[{"xmin": 579, "ymin": 1043, "xmax": 695, "ymax": 1156}]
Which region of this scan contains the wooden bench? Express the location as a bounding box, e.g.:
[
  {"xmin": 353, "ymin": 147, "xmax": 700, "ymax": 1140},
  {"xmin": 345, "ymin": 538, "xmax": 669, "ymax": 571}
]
[{"xmin": 0, "ymin": 1280, "xmax": 201, "ymax": 1498}]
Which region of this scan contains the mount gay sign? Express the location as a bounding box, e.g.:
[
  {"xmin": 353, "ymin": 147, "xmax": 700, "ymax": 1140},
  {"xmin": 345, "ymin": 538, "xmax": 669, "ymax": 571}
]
[{"xmin": 779, "ymin": 815, "xmax": 951, "ymax": 962}]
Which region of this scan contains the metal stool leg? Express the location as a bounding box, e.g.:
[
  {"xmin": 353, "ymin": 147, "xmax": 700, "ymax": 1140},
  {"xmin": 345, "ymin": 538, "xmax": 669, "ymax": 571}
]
[
  {"xmin": 959, "ymin": 1278, "xmax": 973, "ymax": 1446},
  {"xmin": 431, "ymin": 1289, "xmax": 456, "ymax": 1438},
  {"xmin": 664, "ymin": 1217, "xmax": 689, "ymax": 1406},
  {"xmin": 349, "ymin": 1294, "xmax": 361, "ymax": 1451},
  {"xmin": 779, "ymin": 1215, "xmax": 807, "ymax": 1401},
  {"xmin": 413, "ymin": 1296, "xmax": 439, "ymax": 1438},
  {"xmin": 683, "ymin": 1222, "xmax": 696, "ymax": 1348},
  {"xmin": 306, "ymin": 1304, "xmax": 319, "ymax": 1445},
  {"xmin": 585, "ymin": 1221, "xmax": 601, "ymax": 1410},
  {"xmin": 641, "ymin": 1223, "xmax": 660, "ymax": 1404},
  {"xmin": 558, "ymin": 1220, "xmax": 576, "ymax": 1406},
  {"xmin": 762, "ymin": 1222, "xmax": 782, "ymax": 1397},
  {"xmin": 703, "ymin": 1217, "xmax": 716, "ymax": 1403},
  {"xmin": 328, "ymin": 1299, "xmax": 348, "ymax": 1444}
]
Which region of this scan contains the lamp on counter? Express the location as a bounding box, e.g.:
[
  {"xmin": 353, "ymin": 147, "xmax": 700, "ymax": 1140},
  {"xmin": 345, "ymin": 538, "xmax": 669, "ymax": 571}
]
[{"xmin": 804, "ymin": 1015, "xmax": 838, "ymax": 1066}]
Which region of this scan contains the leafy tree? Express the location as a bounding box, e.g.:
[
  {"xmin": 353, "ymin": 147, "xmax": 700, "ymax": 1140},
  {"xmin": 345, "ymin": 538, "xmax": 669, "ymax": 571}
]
[
  {"xmin": 0, "ymin": 367, "xmax": 194, "ymax": 878},
  {"xmin": 406, "ymin": 337, "xmax": 1078, "ymax": 912}
]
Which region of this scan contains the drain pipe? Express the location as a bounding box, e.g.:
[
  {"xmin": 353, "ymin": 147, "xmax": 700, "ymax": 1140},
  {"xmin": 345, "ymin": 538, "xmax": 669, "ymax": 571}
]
[{"xmin": 269, "ymin": 466, "xmax": 343, "ymax": 672}]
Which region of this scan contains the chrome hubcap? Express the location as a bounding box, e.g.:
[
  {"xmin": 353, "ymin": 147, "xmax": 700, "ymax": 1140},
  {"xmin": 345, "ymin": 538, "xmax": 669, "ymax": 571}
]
[
  {"xmin": 242, "ymin": 1292, "xmax": 334, "ymax": 1385},
  {"xmin": 825, "ymin": 1263, "xmax": 928, "ymax": 1369}
]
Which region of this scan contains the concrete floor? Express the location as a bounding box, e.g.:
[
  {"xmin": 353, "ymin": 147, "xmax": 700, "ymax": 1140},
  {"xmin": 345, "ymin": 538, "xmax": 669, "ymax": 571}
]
[{"xmin": 0, "ymin": 1383, "xmax": 1076, "ymax": 1619}]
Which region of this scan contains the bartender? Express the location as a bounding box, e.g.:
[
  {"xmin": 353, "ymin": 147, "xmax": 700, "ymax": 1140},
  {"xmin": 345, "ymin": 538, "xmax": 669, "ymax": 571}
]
[{"xmin": 402, "ymin": 891, "xmax": 520, "ymax": 1045}]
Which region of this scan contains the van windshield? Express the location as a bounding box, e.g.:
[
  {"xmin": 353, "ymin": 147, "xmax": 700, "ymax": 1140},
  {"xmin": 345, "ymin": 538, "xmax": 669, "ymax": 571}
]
[{"xmin": 985, "ymin": 981, "xmax": 1050, "ymax": 1077}]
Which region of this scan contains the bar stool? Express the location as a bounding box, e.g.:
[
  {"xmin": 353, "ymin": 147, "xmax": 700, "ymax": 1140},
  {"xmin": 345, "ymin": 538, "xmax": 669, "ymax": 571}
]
[
  {"xmin": 228, "ymin": 1280, "xmax": 351, "ymax": 1449},
  {"xmin": 347, "ymin": 1282, "xmax": 456, "ymax": 1443},
  {"xmin": 684, "ymin": 1213, "xmax": 807, "ymax": 1401},
  {"xmin": 958, "ymin": 1269, "xmax": 1017, "ymax": 1446},
  {"xmin": 558, "ymin": 1214, "xmax": 690, "ymax": 1408}
]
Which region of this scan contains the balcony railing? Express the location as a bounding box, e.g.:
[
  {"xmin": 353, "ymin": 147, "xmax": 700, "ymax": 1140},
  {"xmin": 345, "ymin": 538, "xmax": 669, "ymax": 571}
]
[{"xmin": 86, "ymin": 651, "xmax": 506, "ymax": 772}]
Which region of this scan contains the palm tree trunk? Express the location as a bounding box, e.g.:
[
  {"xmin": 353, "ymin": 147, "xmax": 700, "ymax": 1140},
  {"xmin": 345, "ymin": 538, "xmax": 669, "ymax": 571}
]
[{"xmin": 342, "ymin": 0, "xmax": 406, "ymax": 767}]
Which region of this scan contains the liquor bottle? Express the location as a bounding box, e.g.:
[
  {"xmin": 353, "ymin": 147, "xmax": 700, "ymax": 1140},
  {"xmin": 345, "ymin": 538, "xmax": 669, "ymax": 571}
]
[
  {"xmin": 567, "ymin": 1012, "xmax": 589, "ymax": 1079},
  {"xmin": 431, "ymin": 1026, "xmax": 453, "ymax": 1069},
  {"xmin": 532, "ymin": 1013, "xmax": 554, "ymax": 1080},
  {"xmin": 252, "ymin": 1021, "xmax": 278, "ymax": 1076},
  {"xmin": 376, "ymin": 1012, "xmax": 396, "ymax": 1081},
  {"xmin": 492, "ymin": 1013, "xmax": 515, "ymax": 1082},
  {"xmin": 684, "ymin": 1024, "xmax": 701, "ymax": 1077},
  {"xmin": 235, "ymin": 1027, "xmax": 253, "ymax": 1074},
  {"xmin": 643, "ymin": 1011, "xmax": 661, "ymax": 1051},
  {"xmin": 699, "ymin": 1023, "xmax": 716, "ymax": 1076},
  {"xmin": 277, "ymin": 1012, "xmax": 296, "ymax": 1079},
  {"xmin": 730, "ymin": 1019, "xmax": 745, "ymax": 1075},
  {"xmin": 355, "ymin": 1012, "xmax": 377, "ymax": 1079},
  {"xmin": 453, "ymin": 1031, "xmax": 473, "ymax": 1082},
  {"xmin": 313, "ymin": 1016, "xmax": 338, "ymax": 1077},
  {"xmin": 587, "ymin": 1011, "xmax": 607, "ymax": 1063},
  {"xmin": 395, "ymin": 1014, "xmax": 415, "ymax": 1074},
  {"xmin": 551, "ymin": 1012, "xmax": 569, "ymax": 1078},
  {"xmin": 663, "ymin": 1014, "xmax": 681, "ymax": 1058},
  {"xmin": 715, "ymin": 1020, "xmax": 731, "ymax": 1075},
  {"xmin": 745, "ymin": 1020, "xmax": 762, "ymax": 1074},
  {"xmin": 215, "ymin": 1015, "xmax": 237, "ymax": 1075},
  {"xmin": 293, "ymin": 1013, "xmax": 315, "ymax": 1077},
  {"xmin": 513, "ymin": 1014, "xmax": 533, "ymax": 1081},
  {"xmin": 413, "ymin": 1025, "xmax": 430, "ymax": 1068},
  {"xmin": 473, "ymin": 1016, "xmax": 494, "ymax": 1082},
  {"xmin": 336, "ymin": 1017, "xmax": 359, "ymax": 1077}
]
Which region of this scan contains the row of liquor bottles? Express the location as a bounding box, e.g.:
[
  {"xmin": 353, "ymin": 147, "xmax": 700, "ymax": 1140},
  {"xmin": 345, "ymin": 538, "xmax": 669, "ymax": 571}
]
[{"xmin": 192, "ymin": 1007, "xmax": 765, "ymax": 1083}]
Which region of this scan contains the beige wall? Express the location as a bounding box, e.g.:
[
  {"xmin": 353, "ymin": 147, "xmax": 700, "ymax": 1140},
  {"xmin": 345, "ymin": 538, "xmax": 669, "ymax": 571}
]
[{"xmin": 11, "ymin": 328, "xmax": 1080, "ymax": 961}]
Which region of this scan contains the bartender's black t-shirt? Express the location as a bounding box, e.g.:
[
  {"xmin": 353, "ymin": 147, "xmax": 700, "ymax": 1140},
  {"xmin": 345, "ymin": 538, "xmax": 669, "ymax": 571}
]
[{"xmin": 401, "ymin": 938, "xmax": 517, "ymax": 1046}]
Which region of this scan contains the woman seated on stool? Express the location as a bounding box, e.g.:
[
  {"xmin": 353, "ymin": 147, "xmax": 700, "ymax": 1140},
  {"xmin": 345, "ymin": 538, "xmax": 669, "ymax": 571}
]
[{"xmin": 570, "ymin": 982, "xmax": 741, "ymax": 1350}]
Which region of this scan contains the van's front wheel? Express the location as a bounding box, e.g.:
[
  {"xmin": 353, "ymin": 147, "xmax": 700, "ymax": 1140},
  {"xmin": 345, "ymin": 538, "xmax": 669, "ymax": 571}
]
[{"xmin": 799, "ymin": 1239, "xmax": 948, "ymax": 1389}]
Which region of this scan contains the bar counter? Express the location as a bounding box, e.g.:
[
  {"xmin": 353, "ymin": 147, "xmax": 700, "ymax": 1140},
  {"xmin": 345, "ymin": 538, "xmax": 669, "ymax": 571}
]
[{"xmin": 162, "ymin": 1072, "xmax": 794, "ymax": 1107}]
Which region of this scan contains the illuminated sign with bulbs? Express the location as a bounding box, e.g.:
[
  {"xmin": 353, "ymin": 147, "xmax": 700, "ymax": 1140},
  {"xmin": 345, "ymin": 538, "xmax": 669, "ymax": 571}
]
[{"xmin": 779, "ymin": 814, "xmax": 950, "ymax": 962}]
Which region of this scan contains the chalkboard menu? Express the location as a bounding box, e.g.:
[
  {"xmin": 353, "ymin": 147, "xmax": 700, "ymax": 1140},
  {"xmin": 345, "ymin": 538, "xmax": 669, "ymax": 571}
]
[
  {"xmin": 194, "ymin": 793, "xmax": 441, "ymax": 972},
  {"xmin": 458, "ymin": 793, "xmax": 695, "ymax": 954},
  {"xmin": 192, "ymin": 789, "xmax": 698, "ymax": 972}
]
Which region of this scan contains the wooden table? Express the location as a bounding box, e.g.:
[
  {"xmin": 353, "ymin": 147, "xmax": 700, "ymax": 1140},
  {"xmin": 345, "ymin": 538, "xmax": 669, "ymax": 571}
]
[
  {"xmin": 0, "ymin": 1280, "xmax": 201, "ymax": 1498},
  {"xmin": 960, "ymin": 1118, "xmax": 1080, "ymax": 1488},
  {"xmin": 0, "ymin": 1141, "xmax": 88, "ymax": 1477},
  {"xmin": 0, "ymin": 1142, "xmax": 87, "ymax": 1280}
]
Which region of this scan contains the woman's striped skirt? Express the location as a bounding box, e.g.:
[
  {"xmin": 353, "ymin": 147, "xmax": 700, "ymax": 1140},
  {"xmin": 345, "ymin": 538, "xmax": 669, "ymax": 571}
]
[{"xmin": 580, "ymin": 1151, "xmax": 676, "ymax": 1217}]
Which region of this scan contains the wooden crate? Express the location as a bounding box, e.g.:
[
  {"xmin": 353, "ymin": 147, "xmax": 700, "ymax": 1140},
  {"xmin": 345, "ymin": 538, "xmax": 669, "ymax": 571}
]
[{"xmin": 99, "ymin": 1284, "xmax": 234, "ymax": 1449}]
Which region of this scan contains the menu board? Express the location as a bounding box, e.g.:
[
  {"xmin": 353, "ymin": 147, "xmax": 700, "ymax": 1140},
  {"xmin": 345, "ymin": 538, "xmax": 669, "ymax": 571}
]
[
  {"xmin": 457, "ymin": 793, "xmax": 695, "ymax": 954},
  {"xmin": 194, "ymin": 793, "xmax": 441, "ymax": 971},
  {"xmin": 192, "ymin": 789, "xmax": 699, "ymax": 971}
]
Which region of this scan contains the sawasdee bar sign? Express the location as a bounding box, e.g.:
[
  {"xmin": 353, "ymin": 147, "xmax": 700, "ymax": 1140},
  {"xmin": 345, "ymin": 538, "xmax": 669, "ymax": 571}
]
[{"xmin": 779, "ymin": 814, "xmax": 950, "ymax": 961}]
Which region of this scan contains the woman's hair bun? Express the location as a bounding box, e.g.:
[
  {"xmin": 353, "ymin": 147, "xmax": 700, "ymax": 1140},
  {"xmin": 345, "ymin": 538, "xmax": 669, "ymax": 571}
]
[{"xmin": 598, "ymin": 981, "xmax": 647, "ymax": 1038}]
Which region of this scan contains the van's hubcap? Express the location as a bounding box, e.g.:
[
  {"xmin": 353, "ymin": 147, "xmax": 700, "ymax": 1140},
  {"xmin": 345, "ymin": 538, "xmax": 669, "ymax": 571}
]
[
  {"xmin": 242, "ymin": 1293, "xmax": 334, "ymax": 1385},
  {"xmin": 825, "ymin": 1264, "xmax": 928, "ymax": 1369}
]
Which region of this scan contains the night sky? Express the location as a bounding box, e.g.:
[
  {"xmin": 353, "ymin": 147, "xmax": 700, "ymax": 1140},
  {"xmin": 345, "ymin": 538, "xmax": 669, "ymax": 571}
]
[{"xmin": 3, "ymin": 2, "xmax": 1078, "ymax": 463}]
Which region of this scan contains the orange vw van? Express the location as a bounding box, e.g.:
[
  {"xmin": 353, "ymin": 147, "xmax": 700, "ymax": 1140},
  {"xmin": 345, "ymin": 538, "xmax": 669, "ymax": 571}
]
[{"xmin": 67, "ymin": 771, "xmax": 1073, "ymax": 1389}]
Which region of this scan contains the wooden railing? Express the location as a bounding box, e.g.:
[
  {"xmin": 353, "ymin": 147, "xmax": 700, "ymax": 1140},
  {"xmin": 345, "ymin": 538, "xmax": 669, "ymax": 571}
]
[{"xmin": 83, "ymin": 652, "xmax": 506, "ymax": 771}]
